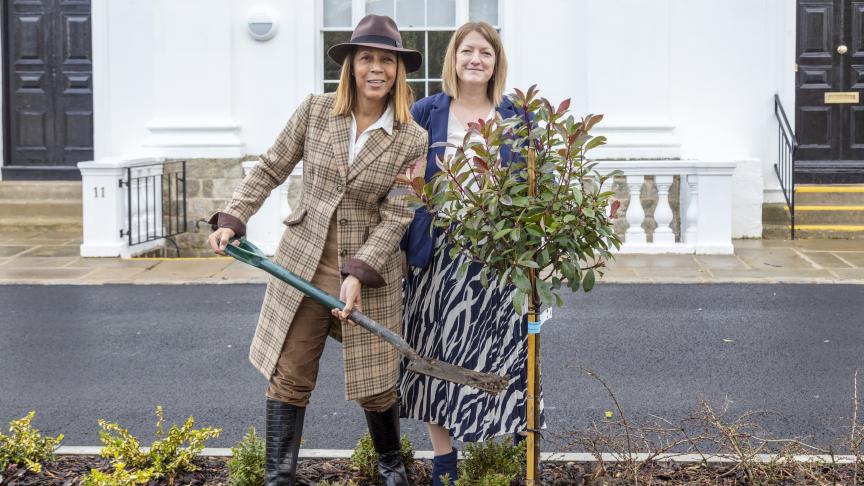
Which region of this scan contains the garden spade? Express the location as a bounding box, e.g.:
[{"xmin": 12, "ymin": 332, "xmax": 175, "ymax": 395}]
[{"xmin": 224, "ymin": 238, "xmax": 509, "ymax": 394}]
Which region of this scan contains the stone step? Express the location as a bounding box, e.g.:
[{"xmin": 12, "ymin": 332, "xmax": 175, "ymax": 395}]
[
  {"xmin": 765, "ymin": 203, "xmax": 864, "ymax": 225},
  {"xmin": 0, "ymin": 218, "xmax": 82, "ymax": 232},
  {"xmin": 0, "ymin": 181, "xmax": 81, "ymax": 201},
  {"xmin": 763, "ymin": 223, "xmax": 864, "ymax": 240},
  {"xmin": 0, "ymin": 200, "xmax": 82, "ymax": 220},
  {"xmin": 794, "ymin": 184, "xmax": 864, "ymax": 205}
]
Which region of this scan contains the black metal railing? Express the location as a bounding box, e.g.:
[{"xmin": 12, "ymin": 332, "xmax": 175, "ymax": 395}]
[
  {"xmin": 773, "ymin": 94, "xmax": 798, "ymax": 239},
  {"xmin": 120, "ymin": 160, "xmax": 188, "ymax": 255}
]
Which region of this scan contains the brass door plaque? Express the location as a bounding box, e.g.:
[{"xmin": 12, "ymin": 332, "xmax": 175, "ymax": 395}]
[{"xmin": 824, "ymin": 92, "xmax": 860, "ymax": 104}]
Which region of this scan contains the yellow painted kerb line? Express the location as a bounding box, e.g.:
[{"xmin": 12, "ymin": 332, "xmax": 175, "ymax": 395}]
[
  {"xmin": 785, "ymin": 205, "xmax": 864, "ymax": 211},
  {"xmin": 790, "ymin": 225, "xmax": 864, "ymax": 232},
  {"xmin": 796, "ymin": 186, "xmax": 864, "ymax": 193}
]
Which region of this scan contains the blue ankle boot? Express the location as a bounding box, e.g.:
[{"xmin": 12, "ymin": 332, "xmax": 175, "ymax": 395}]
[{"xmin": 431, "ymin": 448, "xmax": 458, "ymax": 486}]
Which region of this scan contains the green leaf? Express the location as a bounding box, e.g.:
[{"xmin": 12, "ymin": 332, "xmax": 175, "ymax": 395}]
[
  {"xmin": 457, "ymin": 261, "xmax": 471, "ymax": 281},
  {"xmin": 493, "ymin": 228, "xmax": 513, "ymax": 240},
  {"xmin": 554, "ymin": 293, "xmax": 564, "ymax": 307},
  {"xmin": 526, "ymin": 225, "xmax": 544, "ymax": 238},
  {"xmin": 583, "ymin": 269, "xmax": 596, "ymax": 291},
  {"xmin": 479, "ymin": 267, "xmax": 489, "ymax": 288},
  {"xmin": 519, "ymin": 260, "xmax": 539, "ymax": 269},
  {"xmin": 536, "ymin": 278, "xmax": 554, "ymax": 308},
  {"xmin": 512, "ymin": 289, "xmax": 525, "ymax": 316},
  {"xmin": 511, "ymin": 268, "xmax": 532, "ymax": 293}
]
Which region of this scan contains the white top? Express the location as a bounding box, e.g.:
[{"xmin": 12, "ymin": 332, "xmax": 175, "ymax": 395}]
[
  {"xmin": 445, "ymin": 106, "xmax": 496, "ymax": 192},
  {"xmin": 349, "ymin": 103, "xmax": 394, "ymax": 165}
]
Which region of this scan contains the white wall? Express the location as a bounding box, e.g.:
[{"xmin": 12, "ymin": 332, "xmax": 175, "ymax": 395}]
[
  {"xmin": 92, "ymin": 0, "xmax": 796, "ymax": 237},
  {"xmin": 94, "ymin": 0, "xmax": 316, "ymax": 160}
]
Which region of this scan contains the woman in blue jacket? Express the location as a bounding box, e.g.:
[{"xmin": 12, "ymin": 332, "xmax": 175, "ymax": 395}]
[{"xmin": 399, "ymin": 21, "xmax": 543, "ymax": 486}]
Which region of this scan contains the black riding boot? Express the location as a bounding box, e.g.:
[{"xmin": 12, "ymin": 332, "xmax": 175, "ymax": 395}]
[
  {"xmin": 265, "ymin": 399, "xmax": 305, "ymax": 486},
  {"xmin": 363, "ymin": 402, "xmax": 409, "ymax": 486}
]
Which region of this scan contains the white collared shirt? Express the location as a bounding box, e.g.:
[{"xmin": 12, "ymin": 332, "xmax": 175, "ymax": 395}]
[{"xmin": 349, "ymin": 103, "xmax": 394, "ymax": 165}]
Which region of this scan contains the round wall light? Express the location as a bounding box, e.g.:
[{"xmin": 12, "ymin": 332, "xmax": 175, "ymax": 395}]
[{"xmin": 248, "ymin": 11, "xmax": 277, "ymax": 41}]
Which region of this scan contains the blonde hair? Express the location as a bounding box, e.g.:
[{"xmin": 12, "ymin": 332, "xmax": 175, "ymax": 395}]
[
  {"xmin": 331, "ymin": 49, "xmax": 414, "ymax": 124},
  {"xmin": 441, "ymin": 22, "xmax": 508, "ymax": 106}
]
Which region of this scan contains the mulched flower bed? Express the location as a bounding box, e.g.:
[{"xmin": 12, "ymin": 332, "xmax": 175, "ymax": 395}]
[{"xmin": 3, "ymin": 456, "xmax": 864, "ymax": 485}]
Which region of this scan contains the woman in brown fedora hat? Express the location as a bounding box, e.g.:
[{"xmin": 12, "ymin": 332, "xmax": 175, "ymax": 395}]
[{"xmin": 207, "ymin": 14, "xmax": 426, "ymax": 486}]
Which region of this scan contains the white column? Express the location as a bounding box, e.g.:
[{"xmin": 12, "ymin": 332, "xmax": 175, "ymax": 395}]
[
  {"xmin": 78, "ymin": 158, "xmax": 165, "ymax": 257},
  {"xmin": 622, "ymin": 175, "xmax": 647, "ymax": 248},
  {"xmin": 142, "ymin": 0, "xmax": 242, "ymax": 158},
  {"xmin": 653, "ymin": 175, "xmax": 675, "ymax": 246},
  {"xmin": 695, "ymin": 166, "xmax": 735, "ymax": 255},
  {"xmin": 684, "ymin": 174, "xmax": 699, "ymax": 245}
]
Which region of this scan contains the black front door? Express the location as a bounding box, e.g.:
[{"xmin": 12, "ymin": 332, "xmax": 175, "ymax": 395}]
[
  {"xmin": 2, "ymin": 0, "xmax": 93, "ymax": 180},
  {"xmin": 796, "ymin": 0, "xmax": 864, "ymax": 183}
]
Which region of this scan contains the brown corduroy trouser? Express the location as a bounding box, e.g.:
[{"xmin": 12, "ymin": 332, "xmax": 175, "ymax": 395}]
[{"xmin": 265, "ymin": 218, "xmax": 397, "ymax": 412}]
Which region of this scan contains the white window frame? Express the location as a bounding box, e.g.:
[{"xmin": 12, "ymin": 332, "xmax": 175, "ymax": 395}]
[{"xmin": 317, "ymin": 0, "xmax": 502, "ymax": 96}]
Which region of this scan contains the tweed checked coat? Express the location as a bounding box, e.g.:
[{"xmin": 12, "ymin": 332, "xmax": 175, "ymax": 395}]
[{"xmin": 220, "ymin": 93, "xmax": 428, "ymax": 400}]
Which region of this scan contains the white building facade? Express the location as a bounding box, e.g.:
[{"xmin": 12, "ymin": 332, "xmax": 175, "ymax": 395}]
[{"xmin": 3, "ymin": 1, "xmax": 827, "ymax": 256}]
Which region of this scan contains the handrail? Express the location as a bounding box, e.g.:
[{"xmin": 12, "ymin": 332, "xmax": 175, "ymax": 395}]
[{"xmin": 773, "ymin": 94, "xmax": 798, "ymax": 240}]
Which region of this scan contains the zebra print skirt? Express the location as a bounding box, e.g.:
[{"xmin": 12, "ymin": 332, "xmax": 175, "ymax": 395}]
[{"xmin": 399, "ymin": 234, "xmax": 545, "ymax": 442}]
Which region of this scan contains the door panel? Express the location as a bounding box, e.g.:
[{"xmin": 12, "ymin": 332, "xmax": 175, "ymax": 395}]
[
  {"xmin": 3, "ymin": 0, "xmax": 92, "ymax": 180},
  {"xmin": 796, "ymin": 0, "xmax": 864, "ymax": 182}
]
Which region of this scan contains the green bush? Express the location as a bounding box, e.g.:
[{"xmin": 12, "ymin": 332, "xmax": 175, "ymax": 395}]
[
  {"xmin": 80, "ymin": 462, "xmax": 153, "ymax": 486},
  {"xmin": 455, "ymin": 438, "xmax": 525, "ymax": 486},
  {"xmin": 227, "ymin": 427, "xmax": 265, "ymax": 486},
  {"xmin": 83, "ymin": 405, "xmax": 221, "ymax": 484},
  {"xmin": 349, "ymin": 432, "xmax": 414, "ymax": 482},
  {"xmin": 0, "ymin": 411, "xmax": 63, "ymax": 473}
]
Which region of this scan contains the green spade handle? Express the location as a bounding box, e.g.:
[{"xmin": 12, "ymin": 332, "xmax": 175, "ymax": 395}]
[{"xmin": 224, "ymin": 238, "xmax": 345, "ymax": 312}]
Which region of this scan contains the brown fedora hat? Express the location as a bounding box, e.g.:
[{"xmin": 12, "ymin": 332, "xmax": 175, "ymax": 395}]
[{"xmin": 327, "ymin": 14, "xmax": 422, "ymax": 73}]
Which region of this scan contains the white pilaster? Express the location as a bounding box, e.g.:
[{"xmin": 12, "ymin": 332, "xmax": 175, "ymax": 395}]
[
  {"xmin": 586, "ymin": 0, "xmax": 680, "ymax": 159},
  {"xmin": 142, "ymin": 0, "xmax": 243, "ymax": 158}
]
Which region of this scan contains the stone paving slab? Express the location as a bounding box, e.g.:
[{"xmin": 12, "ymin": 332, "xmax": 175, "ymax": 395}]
[
  {"xmin": 20, "ymin": 245, "xmax": 82, "ymax": 257},
  {"xmin": 128, "ymin": 259, "xmax": 235, "ymax": 283},
  {"xmin": 693, "ymin": 255, "xmax": 750, "ymax": 270},
  {"xmin": 0, "ymin": 267, "xmax": 95, "ymax": 282},
  {"xmin": 0, "ymin": 246, "xmax": 30, "ymax": 257},
  {"xmin": 0, "ymin": 235, "xmax": 862, "ymax": 284},
  {"xmin": 797, "ymin": 251, "xmax": 854, "ymax": 269}
]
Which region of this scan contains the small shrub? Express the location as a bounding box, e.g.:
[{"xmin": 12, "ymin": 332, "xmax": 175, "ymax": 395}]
[
  {"xmin": 84, "ymin": 405, "xmax": 221, "ymax": 483},
  {"xmin": 350, "ymin": 432, "xmax": 414, "ymax": 481},
  {"xmin": 80, "ymin": 462, "xmax": 153, "ymax": 486},
  {"xmin": 317, "ymin": 481, "xmax": 358, "ymax": 486},
  {"xmin": 455, "ymin": 438, "xmax": 525, "ymax": 486},
  {"xmin": 0, "ymin": 411, "xmax": 63, "ymax": 473},
  {"xmin": 227, "ymin": 426, "xmax": 265, "ymax": 486}
]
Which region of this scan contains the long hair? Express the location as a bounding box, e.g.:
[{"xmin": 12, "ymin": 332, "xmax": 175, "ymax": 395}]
[
  {"xmin": 441, "ymin": 22, "xmax": 508, "ymax": 106},
  {"xmin": 331, "ymin": 49, "xmax": 414, "ymax": 124}
]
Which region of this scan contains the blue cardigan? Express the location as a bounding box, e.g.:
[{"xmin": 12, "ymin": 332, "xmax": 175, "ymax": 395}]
[{"xmin": 401, "ymin": 92, "xmax": 521, "ymax": 268}]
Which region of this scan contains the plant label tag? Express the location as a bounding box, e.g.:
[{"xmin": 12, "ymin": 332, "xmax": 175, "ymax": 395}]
[{"xmin": 539, "ymin": 307, "xmax": 552, "ymax": 325}]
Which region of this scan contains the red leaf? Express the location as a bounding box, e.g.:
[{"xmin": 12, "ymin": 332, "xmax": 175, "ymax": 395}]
[
  {"xmin": 410, "ymin": 177, "xmax": 426, "ymax": 196},
  {"xmin": 609, "ymin": 199, "xmax": 621, "ymax": 219},
  {"xmin": 473, "ymin": 156, "xmax": 489, "ymax": 172},
  {"xmin": 557, "ymin": 99, "xmax": 571, "ymax": 115}
]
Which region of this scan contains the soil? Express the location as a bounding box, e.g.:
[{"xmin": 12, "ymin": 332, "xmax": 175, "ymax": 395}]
[{"xmin": 3, "ymin": 456, "xmax": 864, "ymax": 485}]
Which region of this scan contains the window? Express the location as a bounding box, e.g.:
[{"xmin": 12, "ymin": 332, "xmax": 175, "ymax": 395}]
[{"xmin": 322, "ymin": 0, "xmax": 500, "ymax": 99}]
